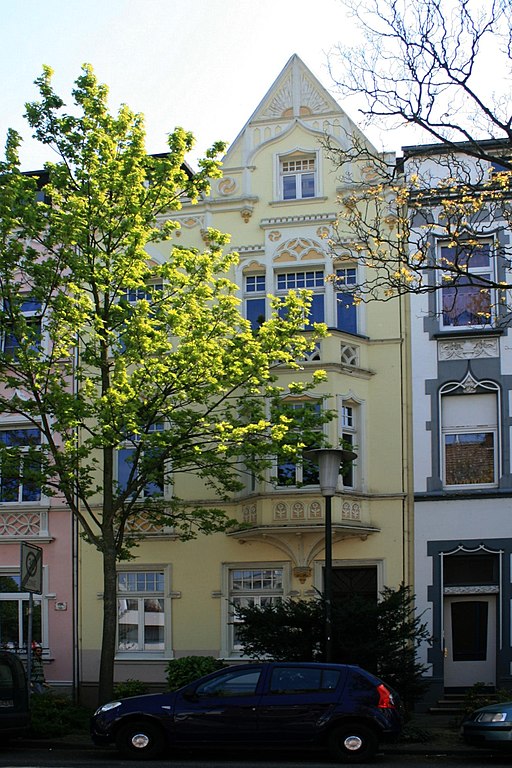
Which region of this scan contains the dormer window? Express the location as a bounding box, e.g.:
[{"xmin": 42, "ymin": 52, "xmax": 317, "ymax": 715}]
[{"xmin": 280, "ymin": 154, "xmax": 316, "ymax": 200}]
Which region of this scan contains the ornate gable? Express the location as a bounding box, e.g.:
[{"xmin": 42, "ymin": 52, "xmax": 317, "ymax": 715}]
[{"xmin": 251, "ymin": 54, "xmax": 341, "ymax": 123}]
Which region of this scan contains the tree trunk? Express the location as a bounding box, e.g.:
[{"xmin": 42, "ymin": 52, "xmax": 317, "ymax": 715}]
[{"xmin": 97, "ymin": 542, "xmax": 118, "ymax": 705}]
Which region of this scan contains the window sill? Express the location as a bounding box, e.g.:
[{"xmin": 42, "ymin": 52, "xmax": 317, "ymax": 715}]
[
  {"xmin": 114, "ymin": 653, "xmax": 171, "ymax": 662},
  {"xmin": 433, "ymin": 327, "xmax": 504, "ymax": 339},
  {"xmin": 269, "ymin": 196, "xmax": 328, "ymax": 206}
]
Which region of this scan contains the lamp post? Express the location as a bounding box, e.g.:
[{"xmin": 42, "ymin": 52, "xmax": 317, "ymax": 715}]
[{"xmin": 306, "ymin": 448, "xmax": 357, "ymax": 663}]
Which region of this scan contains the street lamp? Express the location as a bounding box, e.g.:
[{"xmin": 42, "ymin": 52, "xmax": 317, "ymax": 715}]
[{"xmin": 306, "ymin": 447, "xmax": 357, "ymax": 663}]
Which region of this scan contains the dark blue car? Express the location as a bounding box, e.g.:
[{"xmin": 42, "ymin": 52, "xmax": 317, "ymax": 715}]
[{"xmin": 91, "ymin": 661, "xmax": 402, "ymax": 761}]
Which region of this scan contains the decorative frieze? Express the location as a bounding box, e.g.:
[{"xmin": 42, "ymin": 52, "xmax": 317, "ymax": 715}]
[
  {"xmin": 242, "ymin": 504, "xmax": 257, "ymax": 524},
  {"xmin": 438, "ymin": 336, "xmax": 499, "ymax": 361}
]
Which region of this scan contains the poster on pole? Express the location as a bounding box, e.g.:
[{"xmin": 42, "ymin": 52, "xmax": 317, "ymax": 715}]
[{"xmin": 20, "ymin": 542, "xmax": 43, "ymax": 594}]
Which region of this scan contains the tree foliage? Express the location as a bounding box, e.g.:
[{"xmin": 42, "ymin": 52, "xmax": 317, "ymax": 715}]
[
  {"xmin": 325, "ymin": 0, "xmax": 512, "ymax": 317},
  {"xmin": 0, "ymin": 65, "xmax": 328, "ymax": 703},
  {"xmin": 235, "ymin": 584, "xmax": 430, "ymax": 709}
]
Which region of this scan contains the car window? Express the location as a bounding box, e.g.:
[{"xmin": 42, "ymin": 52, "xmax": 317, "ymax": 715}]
[
  {"xmin": 269, "ymin": 667, "xmax": 340, "ymax": 694},
  {"xmin": 195, "ymin": 669, "xmax": 261, "ymax": 698}
]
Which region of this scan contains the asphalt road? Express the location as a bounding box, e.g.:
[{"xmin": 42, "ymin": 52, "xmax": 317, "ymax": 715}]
[{"xmin": 2, "ymin": 744, "xmax": 512, "ymax": 768}]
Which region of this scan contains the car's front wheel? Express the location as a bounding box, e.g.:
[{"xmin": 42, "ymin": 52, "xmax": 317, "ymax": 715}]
[
  {"xmin": 115, "ymin": 720, "xmax": 166, "ymax": 760},
  {"xmin": 328, "ymin": 723, "xmax": 378, "ymax": 763}
]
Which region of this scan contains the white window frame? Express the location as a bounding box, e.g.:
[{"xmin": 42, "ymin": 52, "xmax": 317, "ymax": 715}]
[
  {"xmin": 275, "ymin": 269, "xmax": 325, "ymax": 329},
  {"xmin": 440, "ymin": 382, "xmax": 499, "ymax": 489},
  {"xmin": 244, "ymin": 273, "xmax": 267, "ymax": 330},
  {"xmin": 438, "ymin": 240, "xmax": 495, "ymax": 329},
  {"xmin": 335, "ymin": 266, "xmax": 358, "ymax": 334},
  {"xmin": 116, "ymin": 565, "xmax": 171, "ymax": 658},
  {"xmin": 340, "ymin": 402, "xmax": 357, "ymax": 489},
  {"xmin": 275, "ymin": 149, "xmax": 320, "ymax": 202},
  {"xmin": 221, "ymin": 563, "xmax": 289, "ymax": 658},
  {"xmin": 0, "ymin": 565, "xmax": 49, "ymax": 653}
]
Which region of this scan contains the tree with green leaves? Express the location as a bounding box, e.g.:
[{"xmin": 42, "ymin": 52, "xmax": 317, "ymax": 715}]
[
  {"xmin": 324, "ymin": 0, "xmax": 512, "ymax": 319},
  {"xmin": 0, "ymin": 65, "xmax": 328, "ymax": 703}
]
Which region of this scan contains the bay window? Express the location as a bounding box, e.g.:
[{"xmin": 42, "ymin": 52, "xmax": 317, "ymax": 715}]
[{"xmin": 335, "ymin": 267, "xmax": 357, "ymax": 333}]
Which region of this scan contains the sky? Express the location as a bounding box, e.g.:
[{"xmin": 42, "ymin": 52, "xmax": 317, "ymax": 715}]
[{"xmin": 0, "ymin": 0, "xmax": 392, "ymax": 171}]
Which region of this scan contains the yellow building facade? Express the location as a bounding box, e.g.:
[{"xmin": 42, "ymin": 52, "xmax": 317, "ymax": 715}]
[{"xmin": 78, "ymin": 55, "xmax": 413, "ymax": 697}]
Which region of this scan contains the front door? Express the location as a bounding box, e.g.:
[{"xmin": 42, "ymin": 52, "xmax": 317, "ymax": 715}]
[{"xmin": 443, "ymin": 595, "xmax": 496, "ymax": 687}]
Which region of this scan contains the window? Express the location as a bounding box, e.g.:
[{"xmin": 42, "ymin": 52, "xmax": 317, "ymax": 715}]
[
  {"xmin": 0, "ymin": 428, "xmax": 41, "ymax": 503},
  {"xmin": 280, "ymin": 155, "xmax": 316, "ymax": 200},
  {"xmin": 195, "ymin": 668, "xmax": 261, "ymax": 697},
  {"xmin": 121, "ymin": 284, "xmax": 164, "ymax": 304},
  {"xmin": 2, "ymin": 298, "xmax": 42, "ymax": 359},
  {"xmin": 441, "ymin": 392, "xmax": 498, "ymax": 487},
  {"xmin": 276, "ymin": 401, "xmax": 322, "ymax": 486},
  {"xmin": 229, "ymin": 567, "xmax": 283, "ymax": 653},
  {"xmin": 270, "ymin": 666, "xmax": 340, "ymax": 693},
  {"xmin": 244, "ymin": 274, "xmax": 266, "ymax": 331},
  {"xmin": 440, "ymin": 242, "xmax": 494, "ymax": 328},
  {"xmin": 340, "ymin": 404, "xmax": 357, "ymax": 488},
  {"xmin": 117, "ymin": 570, "xmax": 166, "ymax": 653},
  {"xmin": 335, "ymin": 268, "xmax": 357, "ymax": 333},
  {"xmin": 117, "ymin": 421, "xmax": 165, "ymax": 499},
  {"xmin": 0, "ymin": 573, "xmax": 42, "ymax": 650},
  {"xmin": 276, "ymin": 271, "xmax": 324, "ymax": 328}
]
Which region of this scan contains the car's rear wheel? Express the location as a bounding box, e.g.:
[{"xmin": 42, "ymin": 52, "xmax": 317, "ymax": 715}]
[
  {"xmin": 328, "ymin": 723, "xmax": 378, "ymax": 763},
  {"xmin": 115, "ymin": 720, "xmax": 166, "ymax": 760}
]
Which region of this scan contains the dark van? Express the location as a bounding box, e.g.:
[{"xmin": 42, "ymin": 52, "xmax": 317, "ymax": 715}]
[{"xmin": 0, "ymin": 651, "xmax": 30, "ymax": 738}]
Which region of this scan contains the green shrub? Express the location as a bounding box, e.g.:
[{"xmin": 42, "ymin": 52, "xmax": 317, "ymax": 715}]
[
  {"xmin": 113, "ymin": 678, "xmax": 148, "ymax": 699},
  {"xmin": 166, "ymin": 656, "xmax": 225, "ymax": 690},
  {"xmin": 29, "ymin": 693, "xmax": 91, "ymax": 738}
]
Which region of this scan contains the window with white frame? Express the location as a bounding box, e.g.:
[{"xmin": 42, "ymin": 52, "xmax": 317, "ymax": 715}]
[
  {"xmin": 335, "ymin": 267, "xmax": 357, "ymax": 334},
  {"xmin": 244, "ymin": 274, "xmax": 266, "ymax": 331},
  {"xmin": 117, "ymin": 420, "xmax": 165, "ymax": 499},
  {"xmin": 117, "ymin": 570, "xmax": 166, "ymax": 653},
  {"xmin": 276, "ymin": 401, "xmax": 322, "ymax": 487},
  {"xmin": 229, "ymin": 567, "xmax": 284, "ymax": 653},
  {"xmin": 441, "ymin": 390, "xmax": 498, "ymax": 487},
  {"xmin": 0, "ymin": 427, "xmax": 41, "ymax": 503},
  {"xmin": 280, "ymin": 154, "xmax": 316, "ymax": 200},
  {"xmin": 276, "ymin": 270, "xmax": 324, "ymax": 328},
  {"xmin": 340, "ymin": 403, "xmax": 357, "ymax": 488},
  {"xmin": 440, "ymin": 241, "xmax": 494, "ymax": 328},
  {"xmin": 2, "ymin": 297, "xmax": 42, "ymax": 359},
  {"xmin": 0, "ymin": 572, "xmax": 42, "ymax": 650}
]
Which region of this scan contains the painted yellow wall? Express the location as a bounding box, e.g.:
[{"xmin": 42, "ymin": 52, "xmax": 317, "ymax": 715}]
[{"xmin": 79, "ymin": 55, "xmax": 413, "ymax": 693}]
